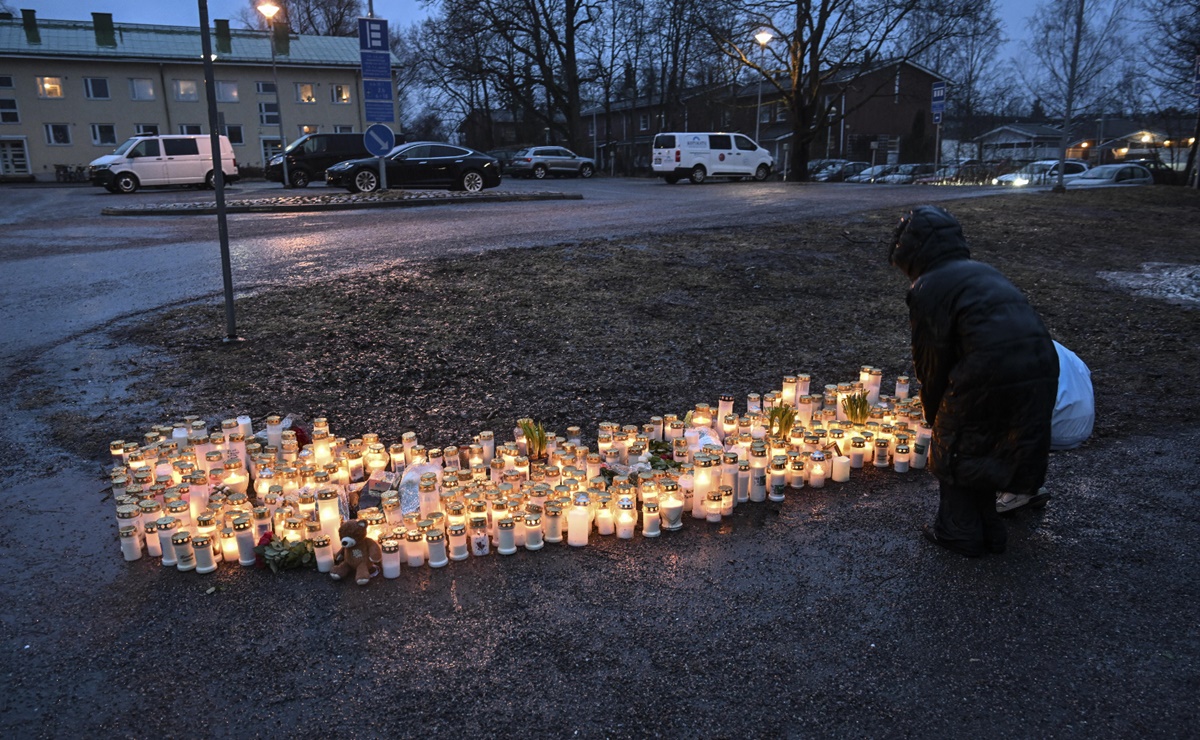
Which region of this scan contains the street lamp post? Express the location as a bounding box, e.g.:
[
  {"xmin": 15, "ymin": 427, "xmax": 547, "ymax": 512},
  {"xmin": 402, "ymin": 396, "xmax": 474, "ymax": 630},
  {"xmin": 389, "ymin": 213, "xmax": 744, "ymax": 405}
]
[
  {"xmin": 754, "ymin": 30, "xmax": 773, "ymax": 142},
  {"xmin": 258, "ymin": 2, "xmax": 289, "ymax": 187}
]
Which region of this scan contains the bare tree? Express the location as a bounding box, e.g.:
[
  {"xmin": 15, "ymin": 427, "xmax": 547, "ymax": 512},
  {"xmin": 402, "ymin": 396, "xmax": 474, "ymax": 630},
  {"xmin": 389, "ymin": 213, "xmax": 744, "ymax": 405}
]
[
  {"xmin": 1139, "ymin": 0, "xmax": 1200, "ymax": 185},
  {"xmin": 704, "ymin": 0, "xmax": 991, "ymax": 180},
  {"xmin": 1022, "ymin": 0, "xmax": 1129, "ymax": 190}
]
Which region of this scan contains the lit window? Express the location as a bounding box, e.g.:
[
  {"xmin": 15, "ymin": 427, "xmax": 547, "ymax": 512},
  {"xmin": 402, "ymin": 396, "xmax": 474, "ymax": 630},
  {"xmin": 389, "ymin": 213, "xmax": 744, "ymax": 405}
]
[
  {"xmin": 130, "ymin": 78, "xmax": 156, "ymax": 101},
  {"xmin": 90, "ymin": 123, "xmax": 117, "ymax": 145},
  {"xmin": 84, "ymin": 78, "xmax": 110, "ymax": 99},
  {"xmin": 299, "ymin": 124, "xmax": 319, "ymax": 136},
  {"xmin": 174, "ymin": 80, "xmax": 199, "ymax": 101},
  {"xmin": 136, "ymin": 123, "xmax": 159, "ymax": 136},
  {"xmin": 216, "ymin": 81, "xmax": 238, "ymax": 103},
  {"xmin": 37, "ymin": 76, "xmax": 64, "ymax": 98},
  {"xmin": 0, "ymin": 99, "xmax": 17, "ymax": 124},
  {"xmin": 331, "ymin": 84, "xmax": 351, "ymax": 104},
  {"xmin": 178, "ymin": 124, "xmax": 202, "ymax": 135},
  {"xmin": 44, "ymin": 123, "xmax": 71, "ymax": 145},
  {"xmin": 295, "ymin": 83, "xmax": 316, "ymax": 103},
  {"xmin": 256, "ymin": 81, "xmax": 276, "ymax": 94}
]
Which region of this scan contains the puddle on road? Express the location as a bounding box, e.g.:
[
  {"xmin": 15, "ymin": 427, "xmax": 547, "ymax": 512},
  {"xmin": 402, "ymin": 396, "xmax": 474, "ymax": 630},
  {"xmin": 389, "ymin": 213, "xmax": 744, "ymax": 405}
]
[{"xmin": 1098, "ymin": 263, "xmax": 1200, "ymax": 306}]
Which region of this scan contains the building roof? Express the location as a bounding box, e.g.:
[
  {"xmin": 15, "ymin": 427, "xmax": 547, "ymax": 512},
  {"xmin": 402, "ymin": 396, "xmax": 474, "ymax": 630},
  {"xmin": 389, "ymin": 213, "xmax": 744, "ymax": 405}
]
[{"xmin": 0, "ymin": 11, "xmax": 395, "ymax": 68}]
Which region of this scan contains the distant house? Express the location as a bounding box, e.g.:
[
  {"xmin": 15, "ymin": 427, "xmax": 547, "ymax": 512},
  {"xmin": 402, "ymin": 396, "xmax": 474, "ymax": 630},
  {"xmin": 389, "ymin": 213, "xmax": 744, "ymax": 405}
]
[
  {"xmin": 974, "ymin": 123, "xmax": 1066, "ymax": 163},
  {"xmin": 576, "ymin": 59, "xmax": 946, "ymax": 176},
  {"xmin": 0, "ymin": 9, "xmax": 399, "ymax": 182}
]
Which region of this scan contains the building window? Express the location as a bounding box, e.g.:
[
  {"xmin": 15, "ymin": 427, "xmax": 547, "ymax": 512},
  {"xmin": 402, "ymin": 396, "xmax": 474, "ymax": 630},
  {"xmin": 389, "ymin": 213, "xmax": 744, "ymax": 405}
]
[
  {"xmin": 130, "ymin": 78, "xmax": 156, "ymax": 101},
  {"xmin": 0, "ymin": 99, "xmax": 17, "ymax": 124},
  {"xmin": 37, "ymin": 76, "xmax": 64, "ymax": 98},
  {"xmin": 84, "ymin": 78, "xmax": 110, "ymax": 99},
  {"xmin": 258, "ymin": 102, "xmax": 279, "ymax": 126},
  {"xmin": 334, "ymin": 125, "xmax": 354, "ymax": 133},
  {"xmin": 222, "ymin": 124, "xmax": 244, "ymax": 145},
  {"xmin": 174, "ymin": 80, "xmax": 199, "ymax": 102},
  {"xmin": 330, "ymin": 84, "xmax": 351, "ymax": 104},
  {"xmin": 639, "ymin": 113, "xmax": 649, "ymax": 131},
  {"xmin": 90, "ymin": 123, "xmax": 117, "ymax": 145},
  {"xmin": 295, "ymin": 83, "xmax": 316, "ymax": 103},
  {"xmin": 178, "ymin": 124, "xmax": 202, "ymax": 135},
  {"xmin": 587, "ymin": 120, "xmax": 595, "ymax": 136},
  {"xmin": 44, "ymin": 123, "xmax": 71, "ymax": 145},
  {"xmin": 894, "ymin": 69, "xmax": 901, "ymax": 103},
  {"xmin": 216, "ymin": 81, "xmax": 238, "ymax": 103},
  {"xmin": 136, "ymin": 123, "xmax": 159, "ymax": 136},
  {"xmin": 776, "ymin": 104, "xmax": 786, "ymax": 122},
  {"xmin": 760, "ymin": 105, "xmax": 771, "ymax": 124},
  {"xmin": 0, "ymin": 75, "xmax": 12, "ymax": 88},
  {"xmin": 256, "ymin": 81, "xmax": 276, "ymax": 94},
  {"xmin": 299, "ymin": 124, "xmax": 319, "ymax": 136}
]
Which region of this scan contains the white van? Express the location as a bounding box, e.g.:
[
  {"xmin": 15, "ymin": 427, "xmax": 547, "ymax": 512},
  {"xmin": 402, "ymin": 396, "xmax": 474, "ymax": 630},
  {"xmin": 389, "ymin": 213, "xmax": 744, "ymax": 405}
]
[
  {"xmin": 652, "ymin": 132, "xmax": 774, "ymax": 184},
  {"xmin": 89, "ymin": 135, "xmax": 239, "ymax": 193}
]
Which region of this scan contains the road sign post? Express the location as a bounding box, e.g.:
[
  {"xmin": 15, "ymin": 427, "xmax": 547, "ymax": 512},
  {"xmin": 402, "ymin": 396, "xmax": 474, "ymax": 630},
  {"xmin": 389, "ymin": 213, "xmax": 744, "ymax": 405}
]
[
  {"xmin": 931, "ymin": 81, "xmax": 946, "ymax": 171},
  {"xmin": 364, "ymin": 123, "xmax": 394, "ymax": 192}
]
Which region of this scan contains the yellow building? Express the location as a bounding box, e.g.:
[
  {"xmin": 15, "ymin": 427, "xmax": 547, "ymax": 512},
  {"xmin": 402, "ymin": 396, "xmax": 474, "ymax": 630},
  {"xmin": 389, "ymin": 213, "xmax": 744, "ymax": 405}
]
[{"xmin": 0, "ymin": 9, "xmax": 395, "ymax": 181}]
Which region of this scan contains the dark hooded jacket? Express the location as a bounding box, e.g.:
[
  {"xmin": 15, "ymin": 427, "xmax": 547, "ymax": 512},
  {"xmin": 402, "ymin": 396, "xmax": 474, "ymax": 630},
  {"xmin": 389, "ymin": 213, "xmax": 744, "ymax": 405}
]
[{"xmin": 890, "ymin": 206, "xmax": 1058, "ymax": 493}]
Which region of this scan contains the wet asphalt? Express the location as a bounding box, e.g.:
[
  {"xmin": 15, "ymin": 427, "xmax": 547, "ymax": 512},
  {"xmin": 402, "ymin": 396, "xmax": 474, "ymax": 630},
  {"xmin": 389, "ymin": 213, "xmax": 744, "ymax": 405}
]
[{"xmin": 0, "ymin": 181, "xmax": 1196, "ymax": 737}]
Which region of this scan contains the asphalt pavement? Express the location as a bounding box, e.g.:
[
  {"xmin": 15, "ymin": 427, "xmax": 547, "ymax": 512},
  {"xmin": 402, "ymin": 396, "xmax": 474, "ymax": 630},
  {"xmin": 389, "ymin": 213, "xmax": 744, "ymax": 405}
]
[{"xmin": 0, "ymin": 179, "xmax": 1195, "ymax": 737}]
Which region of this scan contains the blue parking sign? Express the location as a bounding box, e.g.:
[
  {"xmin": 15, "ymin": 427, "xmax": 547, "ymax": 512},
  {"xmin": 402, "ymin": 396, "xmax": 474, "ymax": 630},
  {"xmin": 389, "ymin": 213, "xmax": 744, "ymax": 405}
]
[{"xmin": 358, "ymin": 18, "xmax": 389, "ymax": 52}]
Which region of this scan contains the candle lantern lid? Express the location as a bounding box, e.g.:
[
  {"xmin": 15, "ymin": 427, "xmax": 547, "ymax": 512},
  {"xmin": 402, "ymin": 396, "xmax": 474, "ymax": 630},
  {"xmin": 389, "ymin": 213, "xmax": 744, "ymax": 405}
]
[{"xmin": 171, "ymin": 531, "xmax": 191, "ymax": 545}]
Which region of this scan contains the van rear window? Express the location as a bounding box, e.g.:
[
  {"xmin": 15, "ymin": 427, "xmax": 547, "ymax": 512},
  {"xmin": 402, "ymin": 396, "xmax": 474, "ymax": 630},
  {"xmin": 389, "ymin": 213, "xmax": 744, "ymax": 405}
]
[{"xmin": 653, "ymin": 134, "xmax": 675, "ymax": 148}]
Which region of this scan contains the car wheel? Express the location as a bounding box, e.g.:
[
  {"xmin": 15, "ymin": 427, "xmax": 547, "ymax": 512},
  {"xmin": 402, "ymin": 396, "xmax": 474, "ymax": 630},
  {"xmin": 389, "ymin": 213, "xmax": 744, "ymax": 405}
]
[
  {"xmin": 114, "ymin": 172, "xmax": 139, "ymax": 194},
  {"xmin": 533, "ymin": 164, "xmax": 548, "ymax": 180},
  {"xmin": 289, "ymin": 169, "xmax": 311, "ymax": 188},
  {"xmin": 353, "ymin": 169, "xmax": 380, "ymax": 193},
  {"xmin": 458, "ymin": 170, "xmax": 485, "ymax": 193},
  {"xmin": 753, "ymin": 164, "xmax": 770, "ymax": 182},
  {"xmin": 205, "ymin": 170, "xmax": 217, "ymax": 189},
  {"xmin": 579, "ymin": 163, "xmax": 594, "ymax": 179},
  {"xmin": 663, "ymin": 175, "xmax": 680, "ymax": 185},
  {"xmin": 689, "ymin": 165, "xmax": 706, "ymax": 184}
]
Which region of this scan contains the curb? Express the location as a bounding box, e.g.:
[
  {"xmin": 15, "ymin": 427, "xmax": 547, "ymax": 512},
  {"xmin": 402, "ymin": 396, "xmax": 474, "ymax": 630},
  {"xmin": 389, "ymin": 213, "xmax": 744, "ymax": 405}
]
[{"xmin": 101, "ymin": 191, "xmax": 583, "ymax": 216}]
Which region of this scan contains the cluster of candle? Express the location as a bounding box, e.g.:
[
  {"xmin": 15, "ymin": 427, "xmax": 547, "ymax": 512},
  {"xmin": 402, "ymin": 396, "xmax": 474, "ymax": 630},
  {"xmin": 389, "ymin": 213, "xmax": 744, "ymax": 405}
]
[{"xmin": 108, "ymin": 367, "xmax": 932, "ymax": 577}]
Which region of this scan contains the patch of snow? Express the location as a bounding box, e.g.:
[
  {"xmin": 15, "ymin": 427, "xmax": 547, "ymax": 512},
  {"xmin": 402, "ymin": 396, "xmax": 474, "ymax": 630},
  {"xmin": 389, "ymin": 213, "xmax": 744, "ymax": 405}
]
[{"xmin": 1098, "ymin": 263, "xmax": 1200, "ymax": 306}]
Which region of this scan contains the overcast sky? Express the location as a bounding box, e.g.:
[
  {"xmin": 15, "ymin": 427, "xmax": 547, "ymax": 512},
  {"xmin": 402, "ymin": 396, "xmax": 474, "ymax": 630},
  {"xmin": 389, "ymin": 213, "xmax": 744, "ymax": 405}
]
[{"xmin": 25, "ymin": 0, "xmax": 1041, "ymax": 57}]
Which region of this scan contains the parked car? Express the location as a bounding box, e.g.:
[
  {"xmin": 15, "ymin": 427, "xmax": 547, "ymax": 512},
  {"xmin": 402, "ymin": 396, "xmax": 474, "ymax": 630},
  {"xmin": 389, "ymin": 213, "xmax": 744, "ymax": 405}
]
[
  {"xmin": 806, "ymin": 158, "xmax": 843, "ymax": 176},
  {"xmin": 1123, "ymin": 159, "xmax": 1181, "ymax": 185},
  {"xmin": 994, "ymin": 159, "xmax": 1088, "ymax": 186},
  {"xmin": 324, "ymin": 141, "xmax": 501, "ymax": 193},
  {"xmin": 915, "ymin": 163, "xmax": 998, "ymax": 186},
  {"xmin": 846, "ymin": 164, "xmax": 897, "ymax": 183},
  {"xmin": 651, "ymin": 132, "xmax": 773, "ymax": 183},
  {"xmin": 89, "ymin": 134, "xmax": 239, "ymax": 194},
  {"xmin": 813, "ymin": 161, "xmax": 869, "ymax": 182},
  {"xmin": 486, "ymin": 148, "xmax": 521, "ymax": 175},
  {"xmin": 878, "ymin": 163, "xmax": 936, "ymax": 184},
  {"xmin": 265, "ymin": 132, "xmax": 389, "ymax": 188},
  {"xmin": 1064, "ymin": 163, "xmax": 1154, "ymax": 188},
  {"xmin": 507, "ymin": 146, "xmax": 596, "ymax": 179}
]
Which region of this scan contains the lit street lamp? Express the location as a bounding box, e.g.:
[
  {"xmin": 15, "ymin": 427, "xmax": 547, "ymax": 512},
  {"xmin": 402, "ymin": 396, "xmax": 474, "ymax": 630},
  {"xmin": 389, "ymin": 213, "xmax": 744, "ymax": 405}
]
[
  {"xmin": 258, "ymin": 2, "xmax": 290, "ymax": 187},
  {"xmin": 754, "ymin": 30, "xmax": 773, "ymax": 143}
]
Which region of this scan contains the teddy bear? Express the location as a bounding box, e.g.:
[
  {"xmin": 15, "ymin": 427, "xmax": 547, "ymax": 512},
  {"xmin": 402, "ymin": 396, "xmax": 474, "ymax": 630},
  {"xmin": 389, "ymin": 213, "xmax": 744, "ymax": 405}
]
[{"xmin": 329, "ymin": 519, "xmax": 382, "ymax": 586}]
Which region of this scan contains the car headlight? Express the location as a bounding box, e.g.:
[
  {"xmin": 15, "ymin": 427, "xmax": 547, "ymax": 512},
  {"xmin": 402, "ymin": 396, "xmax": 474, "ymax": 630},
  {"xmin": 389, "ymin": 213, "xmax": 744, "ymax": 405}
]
[
  {"xmin": 1013, "ymin": 177, "xmax": 1029, "ymax": 187},
  {"xmin": 92, "ymin": 163, "xmax": 111, "ymax": 171},
  {"xmin": 269, "ymin": 156, "xmax": 283, "ymax": 165}
]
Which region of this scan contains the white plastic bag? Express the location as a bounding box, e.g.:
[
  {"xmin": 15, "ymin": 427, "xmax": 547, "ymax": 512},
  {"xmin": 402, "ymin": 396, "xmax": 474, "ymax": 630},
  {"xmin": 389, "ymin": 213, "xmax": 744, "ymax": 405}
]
[{"xmin": 1051, "ymin": 341, "xmax": 1094, "ymax": 450}]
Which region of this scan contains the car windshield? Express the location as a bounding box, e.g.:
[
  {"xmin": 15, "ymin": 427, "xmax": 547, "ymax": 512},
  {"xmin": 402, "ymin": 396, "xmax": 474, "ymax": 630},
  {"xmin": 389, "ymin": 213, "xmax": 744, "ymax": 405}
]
[
  {"xmin": 894, "ymin": 165, "xmax": 918, "ymax": 174},
  {"xmin": 112, "ymin": 138, "xmax": 139, "ymax": 155},
  {"xmin": 1018, "ymin": 162, "xmax": 1054, "ymax": 176},
  {"xmin": 861, "ymin": 166, "xmax": 889, "ymax": 176}
]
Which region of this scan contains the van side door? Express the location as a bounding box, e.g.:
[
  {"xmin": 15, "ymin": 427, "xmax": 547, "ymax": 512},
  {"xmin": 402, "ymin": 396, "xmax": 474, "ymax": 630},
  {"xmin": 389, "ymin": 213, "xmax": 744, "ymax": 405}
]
[
  {"xmin": 707, "ymin": 134, "xmax": 736, "ymax": 175},
  {"xmin": 163, "ymin": 137, "xmax": 204, "ymax": 184},
  {"xmin": 734, "ymin": 135, "xmax": 761, "ymax": 174},
  {"xmin": 128, "ymin": 139, "xmax": 168, "ymax": 186}
]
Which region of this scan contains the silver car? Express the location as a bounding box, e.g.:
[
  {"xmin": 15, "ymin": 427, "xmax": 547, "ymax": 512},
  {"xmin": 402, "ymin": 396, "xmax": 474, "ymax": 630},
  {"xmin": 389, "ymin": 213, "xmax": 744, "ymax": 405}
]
[{"xmin": 508, "ymin": 146, "xmax": 596, "ymax": 179}]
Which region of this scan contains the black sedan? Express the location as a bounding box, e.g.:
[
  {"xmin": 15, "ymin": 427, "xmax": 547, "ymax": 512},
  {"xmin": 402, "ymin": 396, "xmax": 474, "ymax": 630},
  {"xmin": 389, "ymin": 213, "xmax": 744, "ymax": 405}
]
[{"xmin": 325, "ymin": 141, "xmax": 502, "ymax": 193}]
